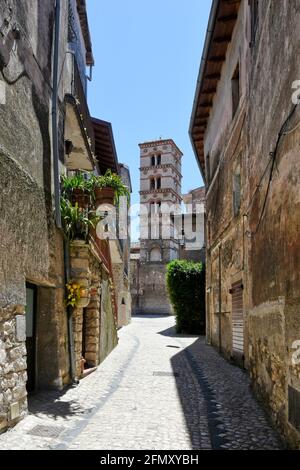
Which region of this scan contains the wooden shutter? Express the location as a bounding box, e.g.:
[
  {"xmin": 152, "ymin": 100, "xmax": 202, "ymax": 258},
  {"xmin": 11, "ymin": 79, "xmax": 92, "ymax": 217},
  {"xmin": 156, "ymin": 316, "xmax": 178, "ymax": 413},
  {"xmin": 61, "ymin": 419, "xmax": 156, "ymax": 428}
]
[{"xmin": 231, "ymin": 281, "xmax": 244, "ymax": 355}]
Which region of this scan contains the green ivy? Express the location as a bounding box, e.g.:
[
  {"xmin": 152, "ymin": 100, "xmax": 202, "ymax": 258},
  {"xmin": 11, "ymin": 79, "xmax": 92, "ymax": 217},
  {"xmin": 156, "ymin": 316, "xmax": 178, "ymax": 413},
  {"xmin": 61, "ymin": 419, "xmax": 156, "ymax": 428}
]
[{"xmin": 166, "ymin": 260, "xmax": 206, "ymax": 334}]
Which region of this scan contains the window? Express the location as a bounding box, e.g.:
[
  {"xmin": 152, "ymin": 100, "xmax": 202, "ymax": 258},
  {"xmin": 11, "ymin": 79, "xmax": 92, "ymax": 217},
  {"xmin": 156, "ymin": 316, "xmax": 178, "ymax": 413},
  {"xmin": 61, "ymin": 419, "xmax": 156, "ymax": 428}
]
[
  {"xmin": 157, "ymin": 178, "xmax": 161, "ymax": 190},
  {"xmin": 151, "ymin": 155, "xmax": 156, "ymax": 166},
  {"xmin": 150, "ymin": 178, "xmax": 155, "ymax": 190},
  {"xmin": 232, "ymin": 63, "xmax": 240, "ymax": 119},
  {"xmin": 233, "ymin": 170, "xmax": 241, "ymax": 216},
  {"xmin": 250, "ymin": 0, "xmax": 259, "ymax": 47},
  {"xmin": 157, "ymin": 154, "xmax": 161, "ymax": 165}
]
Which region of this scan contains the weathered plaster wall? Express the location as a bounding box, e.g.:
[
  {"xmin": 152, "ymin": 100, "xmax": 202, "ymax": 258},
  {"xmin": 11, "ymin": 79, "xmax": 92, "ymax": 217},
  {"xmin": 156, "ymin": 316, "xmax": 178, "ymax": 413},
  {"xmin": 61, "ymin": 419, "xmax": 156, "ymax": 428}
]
[
  {"xmin": 203, "ymin": 0, "xmax": 300, "ymax": 447},
  {"xmin": 246, "ymin": 0, "xmax": 300, "ymax": 447},
  {"xmin": 100, "ymin": 274, "xmax": 118, "ymax": 364},
  {"xmin": 0, "ymin": 0, "xmax": 70, "ymax": 431}
]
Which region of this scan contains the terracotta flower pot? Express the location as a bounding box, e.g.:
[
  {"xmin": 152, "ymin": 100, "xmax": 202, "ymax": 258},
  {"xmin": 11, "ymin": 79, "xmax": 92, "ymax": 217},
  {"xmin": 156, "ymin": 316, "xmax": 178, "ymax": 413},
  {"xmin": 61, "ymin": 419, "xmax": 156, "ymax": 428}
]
[
  {"xmin": 72, "ymin": 189, "xmax": 90, "ymax": 209},
  {"xmin": 94, "ymin": 187, "xmax": 115, "ymax": 207}
]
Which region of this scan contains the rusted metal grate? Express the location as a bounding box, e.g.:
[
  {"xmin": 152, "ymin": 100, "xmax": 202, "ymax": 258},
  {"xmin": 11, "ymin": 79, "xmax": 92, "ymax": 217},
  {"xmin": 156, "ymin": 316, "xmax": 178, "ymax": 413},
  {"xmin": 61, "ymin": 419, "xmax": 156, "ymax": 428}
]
[{"xmin": 27, "ymin": 425, "xmax": 65, "ymax": 438}]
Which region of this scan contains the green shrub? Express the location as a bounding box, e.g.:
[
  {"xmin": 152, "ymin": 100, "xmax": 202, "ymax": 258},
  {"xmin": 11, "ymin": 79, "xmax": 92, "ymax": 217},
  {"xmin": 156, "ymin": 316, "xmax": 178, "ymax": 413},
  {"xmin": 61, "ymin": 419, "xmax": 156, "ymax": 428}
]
[{"xmin": 166, "ymin": 260, "xmax": 205, "ymax": 334}]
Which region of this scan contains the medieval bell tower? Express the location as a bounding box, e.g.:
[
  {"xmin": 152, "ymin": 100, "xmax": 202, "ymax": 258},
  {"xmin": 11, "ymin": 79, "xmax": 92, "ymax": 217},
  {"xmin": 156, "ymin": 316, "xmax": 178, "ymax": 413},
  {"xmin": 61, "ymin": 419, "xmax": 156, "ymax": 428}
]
[{"xmin": 137, "ymin": 139, "xmax": 183, "ymax": 315}]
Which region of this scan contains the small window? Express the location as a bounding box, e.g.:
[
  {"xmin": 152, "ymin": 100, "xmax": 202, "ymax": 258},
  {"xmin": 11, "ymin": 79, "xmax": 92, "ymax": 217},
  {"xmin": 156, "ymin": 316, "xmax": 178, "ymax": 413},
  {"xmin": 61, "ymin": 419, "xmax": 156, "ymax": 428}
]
[
  {"xmin": 157, "ymin": 178, "xmax": 161, "ymax": 190},
  {"xmin": 157, "ymin": 154, "xmax": 161, "ymax": 165},
  {"xmin": 151, "ymin": 156, "xmax": 156, "ymax": 166},
  {"xmin": 250, "ymin": 0, "xmax": 259, "ymax": 46},
  {"xmin": 150, "ymin": 178, "xmax": 155, "ymax": 190},
  {"xmin": 233, "ymin": 171, "xmax": 241, "ymax": 216},
  {"xmin": 232, "ymin": 63, "xmax": 240, "ymax": 119}
]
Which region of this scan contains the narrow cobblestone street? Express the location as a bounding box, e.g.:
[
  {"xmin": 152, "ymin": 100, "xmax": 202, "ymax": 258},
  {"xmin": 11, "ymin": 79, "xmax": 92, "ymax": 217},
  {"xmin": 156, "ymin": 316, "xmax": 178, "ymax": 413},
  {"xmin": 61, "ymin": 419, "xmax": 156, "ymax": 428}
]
[{"xmin": 0, "ymin": 316, "xmax": 282, "ymax": 450}]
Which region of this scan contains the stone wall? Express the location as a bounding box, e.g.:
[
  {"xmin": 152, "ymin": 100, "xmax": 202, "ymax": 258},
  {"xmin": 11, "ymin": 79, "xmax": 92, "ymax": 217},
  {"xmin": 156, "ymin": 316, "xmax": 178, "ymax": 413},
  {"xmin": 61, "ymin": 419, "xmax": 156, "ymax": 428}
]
[
  {"xmin": 0, "ymin": 306, "xmax": 27, "ymax": 431},
  {"xmin": 112, "ymin": 264, "xmax": 131, "ymax": 328},
  {"xmin": 70, "ymin": 242, "xmax": 118, "ymax": 377},
  {"xmin": 100, "ymin": 273, "xmax": 118, "ymax": 363},
  {"xmin": 197, "ymin": 0, "xmax": 300, "ymax": 448},
  {"xmin": 245, "ymin": 0, "xmax": 300, "ymax": 447},
  {"xmin": 132, "ymin": 263, "xmax": 173, "ymax": 316},
  {"xmin": 0, "ymin": 0, "xmax": 71, "ymax": 432}
]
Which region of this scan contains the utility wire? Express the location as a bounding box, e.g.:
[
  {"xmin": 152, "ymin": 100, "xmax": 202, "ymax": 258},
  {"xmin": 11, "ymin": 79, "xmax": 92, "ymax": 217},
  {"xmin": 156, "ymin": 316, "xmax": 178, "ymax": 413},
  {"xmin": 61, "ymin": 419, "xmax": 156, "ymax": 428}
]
[{"xmin": 247, "ymin": 103, "xmax": 298, "ymax": 237}]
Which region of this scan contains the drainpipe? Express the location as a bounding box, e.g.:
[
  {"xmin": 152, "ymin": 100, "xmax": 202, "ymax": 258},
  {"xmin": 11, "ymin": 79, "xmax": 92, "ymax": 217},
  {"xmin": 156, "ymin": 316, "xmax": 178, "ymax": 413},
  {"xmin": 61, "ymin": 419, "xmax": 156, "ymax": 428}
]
[
  {"xmin": 52, "ymin": 0, "xmax": 62, "ymax": 228},
  {"xmin": 64, "ymin": 241, "xmax": 78, "ymax": 384},
  {"xmin": 218, "ymin": 244, "xmax": 222, "ymax": 354},
  {"xmin": 52, "ymin": 2, "xmax": 77, "ymax": 384}
]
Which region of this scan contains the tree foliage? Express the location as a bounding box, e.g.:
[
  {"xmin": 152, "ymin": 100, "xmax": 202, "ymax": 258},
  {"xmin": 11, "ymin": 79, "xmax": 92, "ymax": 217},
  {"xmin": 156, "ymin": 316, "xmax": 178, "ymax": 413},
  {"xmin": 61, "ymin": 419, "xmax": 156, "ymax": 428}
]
[{"xmin": 166, "ymin": 260, "xmax": 205, "ymax": 334}]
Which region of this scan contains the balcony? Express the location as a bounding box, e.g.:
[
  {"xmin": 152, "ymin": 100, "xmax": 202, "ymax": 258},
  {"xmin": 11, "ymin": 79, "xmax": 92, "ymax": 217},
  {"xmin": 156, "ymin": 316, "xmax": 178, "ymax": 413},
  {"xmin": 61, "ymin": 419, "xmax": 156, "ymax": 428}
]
[{"xmin": 64, "ymin": 56, "xmax": 95, "ymax": 171}]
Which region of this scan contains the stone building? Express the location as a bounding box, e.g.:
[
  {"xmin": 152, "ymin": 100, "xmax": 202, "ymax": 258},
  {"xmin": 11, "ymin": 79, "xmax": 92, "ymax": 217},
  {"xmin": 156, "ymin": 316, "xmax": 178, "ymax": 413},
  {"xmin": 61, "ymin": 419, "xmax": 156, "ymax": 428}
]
[
  {"xmin": 0, "ymin": 0, "xmax": 130, "ymax": 433},
  {"xmin": 190, "ymin": 0, "xmax": 300, "ymax": 447},
  {"xmin": 180, "ymin": 187, "xmax": 206, "ymax": 263},
  {"xmin": 118, "ymin": 164, "xmax": 132, "ymax": 327},
  {"xmin": 131, "ymin": 139, "xmax": 182, "ymax": 315},
  {"xmin": 111, "ymin": 163, "xmax": 132, "ymax": 329},
  {"xmin": 130, "ymin": 243, "xmax": 141, "ymax": 316}
]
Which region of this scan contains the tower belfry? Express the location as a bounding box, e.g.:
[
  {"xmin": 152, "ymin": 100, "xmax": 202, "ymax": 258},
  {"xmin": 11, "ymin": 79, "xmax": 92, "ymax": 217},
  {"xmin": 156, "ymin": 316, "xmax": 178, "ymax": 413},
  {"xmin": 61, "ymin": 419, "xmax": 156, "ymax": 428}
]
[{"xmin": 137, "ymin": 139, "xmax": 183, "ymax": 315}]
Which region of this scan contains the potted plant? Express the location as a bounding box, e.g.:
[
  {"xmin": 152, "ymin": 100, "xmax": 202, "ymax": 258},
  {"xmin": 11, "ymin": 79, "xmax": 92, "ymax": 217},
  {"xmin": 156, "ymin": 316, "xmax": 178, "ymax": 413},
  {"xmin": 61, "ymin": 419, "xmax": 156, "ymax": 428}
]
[
  {"xmin": 88, "ymin": 170, "xmax": 130, "ymax": 207},
  {"xmin": 65, "ymin": 282, "xmax": 90, "ymax": 309},
  {"xmin": 60, "ymin": 198, "xmax": 98, "ymax": 242},
  {"xmin": 61, "ymin": 173, "xmax": 90, "ymax": 209}
]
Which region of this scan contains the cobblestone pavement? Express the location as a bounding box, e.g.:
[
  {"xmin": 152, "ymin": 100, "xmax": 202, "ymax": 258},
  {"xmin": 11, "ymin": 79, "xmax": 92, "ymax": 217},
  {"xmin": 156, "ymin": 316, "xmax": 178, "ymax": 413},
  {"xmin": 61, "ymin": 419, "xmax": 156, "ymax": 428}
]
[{"xmin": 0, "ymin": 316, "xmax": 283, "ymax": 450}]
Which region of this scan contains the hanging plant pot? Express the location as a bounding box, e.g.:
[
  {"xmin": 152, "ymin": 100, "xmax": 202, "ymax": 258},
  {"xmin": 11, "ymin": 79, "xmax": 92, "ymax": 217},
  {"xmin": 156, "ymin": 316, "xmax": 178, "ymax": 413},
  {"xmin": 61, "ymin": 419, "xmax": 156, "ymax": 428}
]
[
  {"xmin": 76, "ymin": 288, "xmax": 90, "ymax": 309},
  {"xmin": 72, "ymin": 189, "xmax": 90, "ymax": 209},
  {"xmin": 94, "ymin": 187, "xmax": 115, "ymax": 206}
]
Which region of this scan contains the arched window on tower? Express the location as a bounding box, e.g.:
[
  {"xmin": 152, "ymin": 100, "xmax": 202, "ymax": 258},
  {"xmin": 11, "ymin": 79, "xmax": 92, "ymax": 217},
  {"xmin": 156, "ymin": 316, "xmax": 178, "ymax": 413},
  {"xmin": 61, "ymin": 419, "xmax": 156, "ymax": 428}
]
[
  {"xmin": 150, "ymin": 178, "xmax": 155, "ymax": 190},
  {"xmin": 151, "ymin": 155, "xmax": 156, "ymax": 167},
  {"xmin": 157, "ymin": 154, "xmax": 161, "ymax": 165},
  {"xmin": 157, "ymin": 178, "xmax": 161, "ymax": 189}
]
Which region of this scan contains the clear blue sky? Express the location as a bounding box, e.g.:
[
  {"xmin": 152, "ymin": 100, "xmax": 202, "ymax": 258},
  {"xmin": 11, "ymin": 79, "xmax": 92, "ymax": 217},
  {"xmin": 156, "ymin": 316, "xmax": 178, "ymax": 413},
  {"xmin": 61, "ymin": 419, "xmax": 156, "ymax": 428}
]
[{"xmin": 87, "ymin": 0, "xmax": 211, "ymax": 208}]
